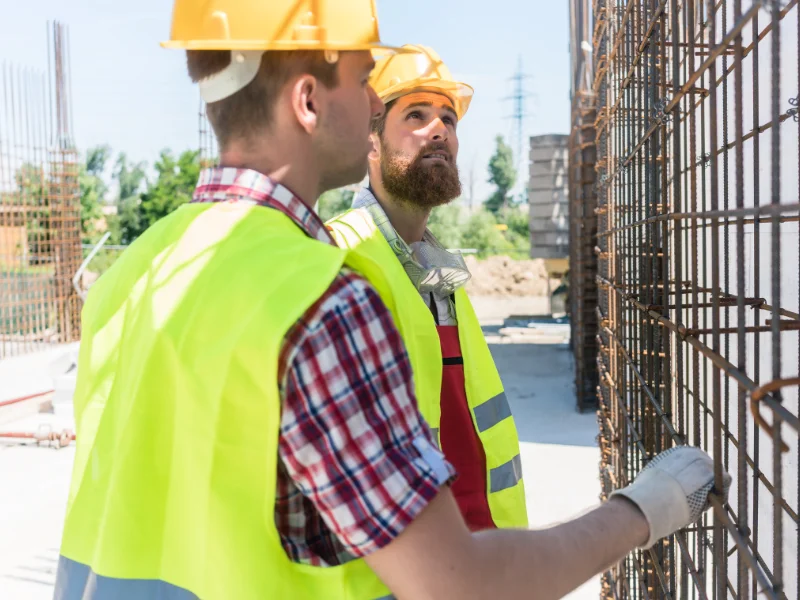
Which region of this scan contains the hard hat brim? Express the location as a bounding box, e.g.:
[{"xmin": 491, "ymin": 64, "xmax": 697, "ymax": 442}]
[
  {"xmin": 160, "ymin": 40, "xmax": 406, "ymax": 58},
  {"xmin": 380, "ymin": 80, "xmax": 474, "ymax": 119}
]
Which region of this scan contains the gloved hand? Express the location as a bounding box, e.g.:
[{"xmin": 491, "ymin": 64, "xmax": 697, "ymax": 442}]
[{"xmin": 611, "ymin": 446, "xmax": 732, "ymax": 548}]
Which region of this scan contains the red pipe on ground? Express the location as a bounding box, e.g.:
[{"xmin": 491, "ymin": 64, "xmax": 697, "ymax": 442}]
[{"xmin": 0, "ymin": 390, "xmax": 54, "ymax": 409}]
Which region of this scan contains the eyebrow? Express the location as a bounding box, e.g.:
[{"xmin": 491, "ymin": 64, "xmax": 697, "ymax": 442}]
[{"xmin": 403, "ymin": 101, "xmax": 458, "ymax": 120}]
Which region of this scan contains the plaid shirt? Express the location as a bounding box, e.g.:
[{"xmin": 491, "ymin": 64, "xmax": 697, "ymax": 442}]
[{"xmin": 193, "ymin": 168, "xmax": 454, "ymax": 566}]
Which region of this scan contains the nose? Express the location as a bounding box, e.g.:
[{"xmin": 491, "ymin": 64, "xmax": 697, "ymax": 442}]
[
  {"xmin": 368, "ymin": 85, "xmax": 385, "ymax": 119},
  {"xmin": 430, "ymin": 118, "xmax": 448, "ymax": 142}
]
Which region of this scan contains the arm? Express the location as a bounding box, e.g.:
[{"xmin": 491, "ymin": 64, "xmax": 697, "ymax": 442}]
[
  {"xmin": 366, "ymin": 490, "xmax": 646, "ymax": 600},
  {"xmin": 367, "ymin": 447, "xmax": 730, "ymax": 600},
  {"xmin": 278, "ymin": 271, "xmax": 729, "ymax": 597}
]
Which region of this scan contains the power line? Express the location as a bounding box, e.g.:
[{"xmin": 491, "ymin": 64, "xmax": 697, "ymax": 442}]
[{"xmin": 502, "ymin": 55, "xmax": 533, "ymax": 189}]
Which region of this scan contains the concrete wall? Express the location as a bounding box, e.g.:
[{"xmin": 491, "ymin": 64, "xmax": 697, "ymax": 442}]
[{"xmin": 528, "ymin": 134, "xmax": 569, "ymax": 259}]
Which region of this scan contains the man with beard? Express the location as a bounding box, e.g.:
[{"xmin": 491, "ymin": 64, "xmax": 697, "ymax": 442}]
[{"xmin": 327, "ymin": 45, "xmax": 528, "ymax": 532}]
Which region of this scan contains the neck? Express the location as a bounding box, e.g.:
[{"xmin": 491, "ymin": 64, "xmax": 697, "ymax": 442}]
[
  {"xmin": 369, "ymin": 176, "xmax": 430, "ymax": 244},
  {"xmin": 219, "ymin": 136, "xmax": 320, "ymax": 208}
]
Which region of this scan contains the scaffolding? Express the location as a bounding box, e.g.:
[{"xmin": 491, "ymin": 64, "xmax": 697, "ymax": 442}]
[
  {"xmin": 0, "ymin": 22, "xmax": 81, "ymax": 359},
  {"xmin": 572, "ymin": 0, "xmax": 800, "ymax": 598}
]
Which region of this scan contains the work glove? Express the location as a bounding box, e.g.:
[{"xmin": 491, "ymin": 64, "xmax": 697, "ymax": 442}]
[{"xmin": 611, "ymin": 446, "xmax": 732, "ymax": 548}]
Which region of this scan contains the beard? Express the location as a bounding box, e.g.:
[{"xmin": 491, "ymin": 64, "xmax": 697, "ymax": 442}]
[{"xmin": 380, "ymin": 140, "xmax": 462, "ymax": 210}]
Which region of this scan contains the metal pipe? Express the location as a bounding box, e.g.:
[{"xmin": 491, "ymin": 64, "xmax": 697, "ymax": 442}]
[
  {"xmin": 0, "ymin": 390, "xmax": 54, "ymax": 409},
  {"xmin": 0, "ymin": 429, "xmax": 75, "ymax": 447},
  {"xmin": 73, "ymin": 230, "xmax": 111, "ymax": 301}
]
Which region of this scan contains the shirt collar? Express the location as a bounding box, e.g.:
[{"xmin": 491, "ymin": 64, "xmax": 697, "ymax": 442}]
[
  {"xmin": 192, "ymin": 167, "xmax": 334, "ymax": 245},
  {"xmin": 351, "ymin": 187, "xmax": 471, "ymax": 295},
  {"xmin": 352, "ymin": 187, "xmax": 438, "ymax": 256}
]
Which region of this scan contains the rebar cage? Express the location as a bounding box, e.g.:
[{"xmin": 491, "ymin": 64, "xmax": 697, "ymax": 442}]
[
  {"xmin": 571, "ymin": 0, "xmax": 800, "ymax": 598},
  {"xmin": 0, "ymin": 22, "xmax": 81, "ymax": 359}
]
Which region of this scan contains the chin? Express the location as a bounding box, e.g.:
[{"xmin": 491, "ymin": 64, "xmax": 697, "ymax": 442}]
[{"xmin": 424, "ymin": 162, "xmax": 456, "ymax": 175}]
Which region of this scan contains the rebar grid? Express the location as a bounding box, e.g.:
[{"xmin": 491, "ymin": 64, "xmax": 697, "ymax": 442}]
[
  {"xmin": 575, "ymin": 0, "xmax": 800, "ymax": 598},
  {"xmin": 0, "ymin": 22, "xmax": 81, "ymax": 358}
]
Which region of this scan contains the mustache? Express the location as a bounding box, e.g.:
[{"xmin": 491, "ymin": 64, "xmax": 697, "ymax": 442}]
[{"xmin": 415, "ymin": 142, "xmax": 452, "ymax": 163}]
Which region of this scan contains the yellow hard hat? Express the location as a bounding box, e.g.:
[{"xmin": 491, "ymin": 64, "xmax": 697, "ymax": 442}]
[
  {"xmin": 163, "ymin": 0, "xmax": 400, "ymax": 102},
  {"xmin": 369, "ymin": 45, "xmax": 474, "ymax": 120},
  {"xmin": 163, "ymin": 0, "xmax": 392, "ymax": 52}
]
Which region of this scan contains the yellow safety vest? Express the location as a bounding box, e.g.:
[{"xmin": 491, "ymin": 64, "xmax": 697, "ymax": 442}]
[
  {"xmin": 55, "ymin": 202, "xmax": 400, "ymax": 599},
  {"xmin": 327, "ymin": 208, "xmax": 528, "ymax": 529}
]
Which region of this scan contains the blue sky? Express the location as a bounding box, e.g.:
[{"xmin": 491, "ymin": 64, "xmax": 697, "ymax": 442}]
[{"xmin": 0, "ymin": 1, "xmax": 571, "ymax": 203}]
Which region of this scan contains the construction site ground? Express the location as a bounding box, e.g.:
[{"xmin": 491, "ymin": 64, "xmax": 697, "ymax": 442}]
[{"xmin": 0, "ymin": 296, "xmax": 601, "ymax": 600}]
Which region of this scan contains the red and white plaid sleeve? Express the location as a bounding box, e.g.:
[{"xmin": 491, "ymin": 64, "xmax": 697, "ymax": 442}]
[{"xmin": 277, "ymin": 269, "xmax": 455, "ymax": 559}]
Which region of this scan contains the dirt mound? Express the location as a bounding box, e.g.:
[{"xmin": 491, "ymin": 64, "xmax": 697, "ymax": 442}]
[{"xmin": 464, "ymin": 255, "xmax": 556, "ymax": 297}]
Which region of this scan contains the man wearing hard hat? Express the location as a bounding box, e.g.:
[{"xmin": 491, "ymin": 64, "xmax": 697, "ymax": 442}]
[
  {"xmin": 328, "ymin": 46, "xmax": 527, "ymax": 533},
  {"xmin": 54, "ymin": 2, "xmax": 729, "ymax": 597}
]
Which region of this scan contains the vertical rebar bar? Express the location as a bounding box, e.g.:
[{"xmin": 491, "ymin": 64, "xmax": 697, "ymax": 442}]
[
  {"xmin": 733, "ymin": 0, "xmax": 748, "ymax": 597},
  {"xmin": 769, "ymin": 2, "xmax": 783, "ymax": 596}
]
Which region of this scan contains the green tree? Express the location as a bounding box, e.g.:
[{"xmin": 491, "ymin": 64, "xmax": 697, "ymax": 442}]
[
  {"xmin": 461, "ymin": 209, "xmax": 514, "ymax": 256},
  {"xmin": 114, "ymin": 195, "xmax": 142, "ymax": 245},
  {"xmin": 79, "ymin": 146, "xmax": 111, "ymax": 244},
  {"xmin": 426, "ymin": 204, "xmax": 463, "ymax": 249},
  {"xmin": 86, "ymin": 145, "xmax": 111, "ymax": 176},
  {"xmin": 501, "ymin": 206, "xmax": 529, "ymax": 239},
  {"xmin": 485, "ymin": 135, "xmax": 516, "ymax": 214},
  {"xmin": 316, "ymin": 188, "xmax": 354, "ymax": 222},
  {"xmin": 495, "ymin": 205, "xmax": 530, "ymax": 254},
  {"xmin": 115, "ymin": 153, "xmax": 147, "ymax": 201},
  {"xmin": 112, "ymin": 153, "xmax": 148, "ymax": 244},
  {"xmin": 79, "ymin": 175, "xmax": 103, "ymax": 244},
  {"xmin": 131, "ymin": 149, "xmax": 200, "ymax": 242}
]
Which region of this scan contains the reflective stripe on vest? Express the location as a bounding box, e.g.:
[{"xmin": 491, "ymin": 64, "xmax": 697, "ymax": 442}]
[
  {"xmin": 57, "ymin": 203, "xmax": 394, "ymax": 600},
  {"xmin": 56, "ymin": 556, "xmax": 198, "ymax": 600},
  {"xmin": 56, "ymin": 556, "xmax": 396, "ymax": 600},
  {"xmin": 472, "ymin": 392, "xmax": 513, "ymax": 432},
  {"xmin": 453, "ymin": 287, "xmax": 528, "ymax": 528},
  {"xmin": 327, "ymin": 208, "xmax": 528, "ymax": 530},
  {"xmin": 490, "ymin": 454, "xmax": 524, "ymax": 493}
]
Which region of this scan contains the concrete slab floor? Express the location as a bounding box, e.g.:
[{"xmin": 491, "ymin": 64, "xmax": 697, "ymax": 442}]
[
  {"xmin": 487, "ymin": 319, "xmax": 601, "ymax": 600},
  {"xmin": 0, "ymin": 296, "xmax": 601, "ymax": 599}
]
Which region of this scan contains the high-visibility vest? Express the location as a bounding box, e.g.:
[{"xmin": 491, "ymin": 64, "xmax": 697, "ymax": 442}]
[
  {"xmin": 327, "ymin": 208, "xmax": 528, "ymax": 529},
  {"xmin": 55, "ymin": 202, "xmax": 403, "ymax": 600}
]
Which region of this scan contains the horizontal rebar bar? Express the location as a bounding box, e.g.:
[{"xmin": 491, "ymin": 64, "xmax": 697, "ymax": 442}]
[{"xmin": 598, "ymin": 275, "xmax": 799, "ymax": 433}]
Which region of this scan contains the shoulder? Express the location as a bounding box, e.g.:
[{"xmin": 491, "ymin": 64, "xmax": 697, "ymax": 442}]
[
  {"xmin": 326, "ymin": 208, "xmax": 379, "ymax": 246},
  {"xmin": 278, "ymin": 268, "xmax": 396, "ymax": 376},
  {"xmin": 309, "ymin": 268, "xmax": 385, "ymax": 326}
]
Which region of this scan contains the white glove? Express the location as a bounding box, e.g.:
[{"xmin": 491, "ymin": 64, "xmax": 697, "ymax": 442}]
[{"xmin": 611, "ymin": 446, "xmax": 732, "ymax": 548}]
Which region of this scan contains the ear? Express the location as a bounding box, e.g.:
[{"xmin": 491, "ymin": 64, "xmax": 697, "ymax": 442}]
[
  {"xmin": 290, "ymin": 75, "xmax": 320, "ymax": 135},
  {"xmin": 368, "ymin": 132, "xmax": 381, "ymax": 162}
]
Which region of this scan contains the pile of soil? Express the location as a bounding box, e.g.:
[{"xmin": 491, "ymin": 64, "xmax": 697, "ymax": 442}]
[{"xmin": 464, "ymin": 255, "xmax": 558, "ymax": 297}]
